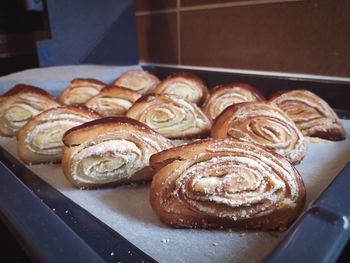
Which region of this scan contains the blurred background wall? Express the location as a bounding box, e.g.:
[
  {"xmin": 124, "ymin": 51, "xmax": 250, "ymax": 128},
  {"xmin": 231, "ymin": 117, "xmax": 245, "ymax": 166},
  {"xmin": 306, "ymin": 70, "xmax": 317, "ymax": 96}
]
[
  {"xmin": 1, "ymin": 0, "xmax": 349, "ymax": 77},
  {"xmin": 134, "ymin": 0, "xmax": 350, "ymax": 77}
]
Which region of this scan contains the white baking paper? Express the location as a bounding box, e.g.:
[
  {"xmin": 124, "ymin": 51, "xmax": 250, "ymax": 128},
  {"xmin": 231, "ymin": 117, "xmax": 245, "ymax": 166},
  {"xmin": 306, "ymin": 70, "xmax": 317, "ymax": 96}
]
[
  {"xmin": 1, "ymin": 121, "xmax": 350, "ymax": 263},
  {"xmin": 0, "ymin": 64, "xmax": 141, "ymax": 96}
]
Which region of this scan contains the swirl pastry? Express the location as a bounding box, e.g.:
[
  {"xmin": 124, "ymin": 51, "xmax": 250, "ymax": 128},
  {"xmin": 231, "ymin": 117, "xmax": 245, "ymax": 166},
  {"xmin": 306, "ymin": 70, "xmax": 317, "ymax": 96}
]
[
  {"xmin": 126, "ymin": 94, "xmax": 211, "ymax": 139},
  {"xmin": 113, "ymin": 70, "xmax": 160, "ymax": 94},
  {"xmin": 0, "ymin": 84, "xmax": 60, "ymax": 137},
  {"xmin": 203, "ymin": 83, "xmax": 264, "ymax": 120},
  {"xmin": 153, "ymin": 72, "xmax": 209, "ymax": 106},
  {"xmin": 84, "ymin": 86, "xmax": 141, "ymax": 117},
  {"xmin": 270, "ymin": 90, "xmax": 345, "ymax": 140},
  {"xmin": 62, "ymin": 117, "xmax": 173, "ymax": 188},
  {"xmin": 58, "ymin": 78, "xmax": 106, "ymax": 106},
  {"xmin": 212, "ymin": 102, "xmax": 307, "ymax": 164},
  {"xmin": 17, "ymin": 106, "xmax": 100, "ymax": 164},
  {"xmin": 150, "ymin": 139, "xmax": 305, "ymax": 230}
]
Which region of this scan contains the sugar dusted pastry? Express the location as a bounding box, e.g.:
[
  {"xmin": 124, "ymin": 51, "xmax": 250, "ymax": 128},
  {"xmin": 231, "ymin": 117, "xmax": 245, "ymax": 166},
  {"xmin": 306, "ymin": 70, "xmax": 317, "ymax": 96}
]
[
  {"xmin": 58, "ymin": 78, "xmax": 106, "ymax": 106},
  {"xmin": 62, "ymin": 117, "xmax": 173, "ymax": 188},
  {"xmin": 203, "ymin": 83, "xmax": 264, "ymax": 120},
  {"xmin": 270, "ymin": 90, "xmax": 345, "ymax": 140},
  {"xmin": 84, "ymin": 85, "xmax": 141, "ymax": 117},
  {"xmin": 150, "ymin": 139, "xmax": 306, "ymax": 230},
  {"xmin": 153, "ymin": 72, "xmax": 209, "ymax": 106},
  {"xmin": 17, "ymin": 106, "xmax": 100, "ymax": 164},
  {"xmin": 0, "ymin": 84, "xmax": 60, "ymax": 137},
  {"xmin": 113, "ymin": 70, "xmax": 160, "ymax": 94},
  {"xmin": 212, "ymin": 102, "xmax": 307, "ymax": 164},
  {"xmin": 126, "ymin": 93, "xmax": 211, "ymax": 139}
]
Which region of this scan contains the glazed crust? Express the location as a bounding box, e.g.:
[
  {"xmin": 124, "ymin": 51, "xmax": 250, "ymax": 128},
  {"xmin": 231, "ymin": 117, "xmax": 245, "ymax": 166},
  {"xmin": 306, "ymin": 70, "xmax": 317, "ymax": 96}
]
[
  {"xmin": 269, "ymin": 89, "xmax": 345, "ymax": 140},
  {"xmin": 58, "ymin": 78, "xmax": 106, "ymax": 106},
  {"xmin": 84, "ymin": 85, "xmax": 141, "ymax": 117},
  {"xmin": 211, "ymin": 102, "xmax": 307, "ymax": 164},
  {"xmin": 203, "ymin": 83, "xmax": 264, "ymax": 120},
  {"xmin": 16, "ymin": 106, "xmax": 100, "ymax": 164},
  {"xmin": 125, "ymin": 93, "xmax": 212, "ymax": 139},
  {"xmin": 149, "ymin": 138, "xmax": 306, "ymax": 231},
  {"xmin": 153, "ymin": 72, "xmax": 209, "ymax": 106},
  {"xmin": 62, "ymin": 117, "xmax": 173, "ymax": 189},
  {"xmin": 113, "ymin": 70, "xmax": 160, "ymax": 94},
  {"xmin": 0, "ymin": 84, "xmax": 60, "ymax": 137}
]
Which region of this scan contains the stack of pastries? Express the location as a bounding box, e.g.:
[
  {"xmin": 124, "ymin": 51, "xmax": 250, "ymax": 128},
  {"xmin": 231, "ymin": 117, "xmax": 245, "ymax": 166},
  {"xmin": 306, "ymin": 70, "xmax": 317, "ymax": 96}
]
[{"xmin": 0, "ymin": 69, "xmax": 346, "ymax": 231}]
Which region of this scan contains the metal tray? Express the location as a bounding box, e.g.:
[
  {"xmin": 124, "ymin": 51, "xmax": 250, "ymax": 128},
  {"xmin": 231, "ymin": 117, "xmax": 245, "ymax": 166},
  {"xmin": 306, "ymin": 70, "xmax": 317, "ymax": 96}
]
[{"xmin": 1, "ymin": 65, "xmax": 350, "ymax": 263}]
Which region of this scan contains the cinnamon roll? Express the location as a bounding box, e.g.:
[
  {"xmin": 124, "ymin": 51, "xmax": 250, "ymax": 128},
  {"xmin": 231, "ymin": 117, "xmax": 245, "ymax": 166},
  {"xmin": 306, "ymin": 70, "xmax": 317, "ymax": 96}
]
[
  {"xmin": 153, "ymin": 72, "xmax": 209, "ymax": 106},
  {"xmin": 0, "ymin": 84, "xmax": 60, "ymax": 137},
  {"xmin": 113, "ymin": 70, "xmax": 160, "ymax": 94},
  {"xmin": 270, "ymin": 90, "xmax": 345, "ymax": 140},
  {"xmin": 84, "ymin": 86, "xmax": 141, "ymax": 117},
  {"xmin": 203, "ymin": 83, "xmax": 264, "ymax": 120},
  {"xmin": 126, "ymin": 94, "xmax": 211, "ymax": 139},
  {"xmin": 17, "ymin": 106, "xmax": 100, "ymax": 164},
  {"xmin": 58, "ymin": 78, "xmax": 106, "ymax": 106},
  {"xmin": 62, "ymin": 117, "xmax": 173, "ymax": 188},
  {"xmin": 150, "ymin": 139, "xmax": 305, "ymax": 230},
  {"xmin": 212, "ymin": 102, "xmax": 307, "ymax": 164}
]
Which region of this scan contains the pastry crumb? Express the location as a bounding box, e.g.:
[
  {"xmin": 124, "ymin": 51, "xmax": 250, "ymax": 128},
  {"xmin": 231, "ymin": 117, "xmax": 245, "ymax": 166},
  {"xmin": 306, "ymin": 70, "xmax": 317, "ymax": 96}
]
[
  {"xmin": 65, "ymin": 210, "xmax": 69, "ymax": 214},
  {"xmin": 110, "ymin": 252, "xmax": 114, "ymax": 256},
  {"xmin": 161, "ymin": 239, "xmax": 170, "ymax": 243},
  {"xmin": 239, "ymin": 232, "xmax": 246, "ymax": 237},
  {"xmin": 212, "ymin": 242, "xmax": 219, "ymax": 246}
]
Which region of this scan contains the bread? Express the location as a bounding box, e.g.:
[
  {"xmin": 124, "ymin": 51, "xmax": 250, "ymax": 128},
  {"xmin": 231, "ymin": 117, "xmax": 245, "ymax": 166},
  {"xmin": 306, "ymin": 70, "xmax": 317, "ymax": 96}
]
[
  {"xmin": 212, "ymin": 102, "xmax": 307, "ymax": 164},
  {"xmin": 0, "ymin": 84, "xmax": 60, "ymax": 137},
  {"xmin": 84, "ymin": 85, "xmax": 141, "ymax": 117},
  {"xmin": 149, "ymin": 138, "xmax": 306, "ymax": 230},
  {"xmin": 203, "ymin": 83, "xmax": 264, "ymax": 120},
  {"xmin": 17, "ymin": 106, "xmax": 100, "ymax": 164},
  {"xmin": 270, "ymin": 90, "xmax": 345, "ymax": 140},
  {"xmin": 113, "ymin": 70, "xmax": 160, "ymax": 94},
  {"xmin": 126, "ymin": 93, "xmax": 211, "ymax": 139},
  {"xmin": 153, "ymin": 72, "xmax": 209, "ymax": 106},
  {"xmin": 62, "ymin": 117, "xmax": 173, "ymax": 189},
  {"xmin": 58, "ymin": 78, "xmax": 106, "ymax": 106}
]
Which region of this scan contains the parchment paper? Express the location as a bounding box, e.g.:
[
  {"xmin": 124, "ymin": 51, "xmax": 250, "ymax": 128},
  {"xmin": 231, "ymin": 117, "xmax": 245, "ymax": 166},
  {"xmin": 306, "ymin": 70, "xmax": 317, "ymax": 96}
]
[
  {"xmin": 1, "ymin": 121, "xmax": 350, "ymax": 263},
  {"xmin": 0, "ymin": 64, "xmax": 141, "ymax": 96}
]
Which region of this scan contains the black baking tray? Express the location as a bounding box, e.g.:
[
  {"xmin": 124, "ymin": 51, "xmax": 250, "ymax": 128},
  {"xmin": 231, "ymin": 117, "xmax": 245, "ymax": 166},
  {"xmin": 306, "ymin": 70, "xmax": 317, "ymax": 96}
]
[{"xmin": 1, "ymin": 65, "xmax": 350, "ymax": 263}]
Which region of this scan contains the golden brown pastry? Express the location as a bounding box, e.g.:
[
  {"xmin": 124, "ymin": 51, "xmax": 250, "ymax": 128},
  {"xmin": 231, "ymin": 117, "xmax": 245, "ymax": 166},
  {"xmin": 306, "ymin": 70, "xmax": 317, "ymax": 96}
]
[
  {"xmin": 270, "ymin": 90, "xmax": 345, "ymax": 140},
  {"xmin": 84, "ymin": 85, "xmax": 141, "ymax": 117},
  {"xmin": 62, "ymin": 117, "xmax": 173, "ymax": 189},
  {"xmin": 17, "ymin": 106, "xmax": 100, "ymax": 164},
  {"xmin": 126, "ymin": 93, "xmax": 211, "ymax": 139},
  {"xmin": 58, "ymin": 78, "xmax": 106, "ymax": 106},
  {"xmin": 203, "ymin": 83, "xmax": 264, "ymax": 120},
  {"xmin": 150, "ymin": 138, "xmax": 305, "ymax": 230},
  {"xmin": 0, "ymin": 84, "xmax": 60, "ymax": 137},
  {"xmin": 211, "ymin": 102, "xmax": 307, "ymax": 164},
  {"xmin": 153, "ymin": 72, "xmax": 209, "ymax": 106},
  {"xmin": 113, "ymin": 70, "xmax": 160, "ymax": 94}
]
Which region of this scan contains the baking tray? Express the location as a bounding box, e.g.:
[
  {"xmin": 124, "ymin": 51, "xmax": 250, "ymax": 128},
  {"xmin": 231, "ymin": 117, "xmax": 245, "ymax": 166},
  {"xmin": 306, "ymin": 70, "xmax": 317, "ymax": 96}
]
[{"xmin": 1, "ymin": 65, "xmax": 350, "ymax": 263}]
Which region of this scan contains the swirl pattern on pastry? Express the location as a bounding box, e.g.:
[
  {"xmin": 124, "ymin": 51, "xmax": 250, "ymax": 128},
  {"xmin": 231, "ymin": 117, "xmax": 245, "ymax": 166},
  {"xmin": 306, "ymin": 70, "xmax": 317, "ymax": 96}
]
[
  {"xmin": 203, "ymin": 83, "xmax": 264, "ymax": 120},
  {"xmin": 17, "ymin": 106, "xmax": 100, "ymax": 164},
  {"xmin": 113, "ymin": 70, "xmax": 160, "ymax": 94},
  {"xmin": 84, "ymin": 86, "xmax": 141, "ymax": 117},
  {"xmin": 270, "ymin": 90, "xmax": 345, "ymax": 140},
  {"xmin": 62, "ymin": 117, "xmax": 173, "ymax": 188},
  {"xmin": 126, "ymin": 94, "xmax": 211, "ymax": 139},
  {"xmin": 212, "ymin": 102, "xmax": 307, "ymax": 164},
  {"xmin": 153, "ymin": 72, "xmax": 209, "ymax": 106},
  {"xmin": 0, "ymin": 84, "xmax": 60, "ymax": 137},
  {"xmin": 58, "ymin": 78, "xmax": 106, "ymax": 105},
  {"xmin": 150, "ymin": 139, "xmax": 305, "ymax": 230}
]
